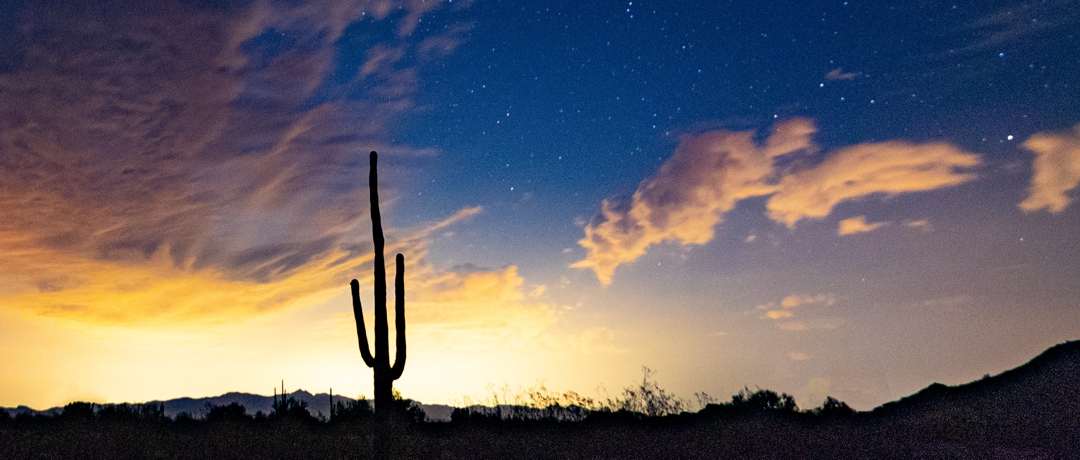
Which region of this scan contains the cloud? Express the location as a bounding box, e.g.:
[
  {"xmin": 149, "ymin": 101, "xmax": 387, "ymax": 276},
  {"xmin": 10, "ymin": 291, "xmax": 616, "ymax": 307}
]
[
  {"xmin": 761, "ymin": 294, "xmax": 837, "ymax": 331},
  {"xmin": 767, "ymin": 310, "xmax": 794, "ymax": 319},
  {"xmin": 904, "ymin": 219, "xmax": 932, "ymax": 231},
  {"xmin": 571, "ymin": 119, "xmax": 817, "ymax": 284},
  {"xmin": 1019, "ymin": 123, "xmax": 1080, "ymax": 213},
  {"xmin": 575, "ymin": 120, "xmax": 980, "ymax": 284},
  {"xmin": 953, "ymin": 1, "xmax": 1074, "ymax": 55},
  {"xmin": 0, "ymin": 0, "xmax": 470, "ymax": 322},
  {"xmin": 825, "ymin": 68, "xmax": 860, "ymax": 80},
  {"xmin": 0, "ymin": 206, "xmax": 481, "ymax": 326},
  {"xmin": 780, "ymin": 295, "xmax": 802, "ymax": 309},
  {"xmin": 837, "ymin": 216, "xmax": 888, "ymax": 236},
  {"xmin": 766, "ymin": 141, "xmax": 980, "ymax": 227}
]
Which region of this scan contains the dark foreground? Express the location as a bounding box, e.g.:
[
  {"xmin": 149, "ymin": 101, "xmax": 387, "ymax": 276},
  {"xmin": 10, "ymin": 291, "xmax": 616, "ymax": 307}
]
[
  {"xmin": 5, "ymin": 340, "xmax": 1079, "ymax": 459},
  {"xmin": 2, "ymin": 407, "xmax": 1078, "ymax": 460}
]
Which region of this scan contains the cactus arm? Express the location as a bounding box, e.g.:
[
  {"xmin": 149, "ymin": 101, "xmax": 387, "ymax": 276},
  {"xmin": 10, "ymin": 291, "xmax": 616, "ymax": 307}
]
[
  {"xmin": 390, "ymin": 253, "xmax": 406, "ymax": 380},
  {"xmin": 351, "ymin": 279, "xmax": 377, "ymax": 368}
]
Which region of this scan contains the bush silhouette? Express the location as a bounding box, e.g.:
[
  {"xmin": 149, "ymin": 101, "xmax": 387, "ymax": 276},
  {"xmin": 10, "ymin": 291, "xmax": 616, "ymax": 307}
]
[
  {"xmin": 388, "ymin": 389, "xmax": 426, "ymax": 423},
  {"xmin": 271, "ymin": 395, "xmax": 316, "ymax": 422},
  {"xmin": 331, "ymin": 397, "xmax": 375, "ymax": 423},
  {"xmin": 610, "ymin": 367, "xmax": 686, "ymax": 417},
  {"xmin": 812, "ymin": 396, "xmax": 854, "ymax": 417},
  {"xmin": 59, "ymin": 402, "xmax": 96, "ymax": 422},
  {"xmin": 730, "ymin": 387, "xmax": 798, "ymax": 412},
  {"xmin": 204, "ymin": 402, "xmax": 251, "ymax": 423},
  {"xmin": 96, "ymin": 403, "xmax": 166, "ymax": 423}
]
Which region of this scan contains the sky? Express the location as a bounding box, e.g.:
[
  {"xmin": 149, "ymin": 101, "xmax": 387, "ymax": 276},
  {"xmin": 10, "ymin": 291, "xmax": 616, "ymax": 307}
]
[{"xmin": 1, "ymin": 0, "xmax": 1079, "ymax": 412}]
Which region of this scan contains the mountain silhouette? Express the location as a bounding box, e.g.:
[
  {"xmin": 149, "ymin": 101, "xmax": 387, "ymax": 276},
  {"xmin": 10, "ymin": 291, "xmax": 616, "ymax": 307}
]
[
  {"xmin": 2, "ymin": 390, "xmax": 454, "ymax": 422},
  {"xmin": 855, "ymin": 340, "xmax": 1080, "ymax": 457},
  {"xmin": 872, "ymin": 339, "xmax": 1080, "ymax": 416}
]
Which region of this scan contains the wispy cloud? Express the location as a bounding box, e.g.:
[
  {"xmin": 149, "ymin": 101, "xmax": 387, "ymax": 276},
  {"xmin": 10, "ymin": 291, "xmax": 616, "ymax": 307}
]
[
  {"xmin": 574, "ymin": 120, "xmax": 981, "ymax": 284},
  {"xmin": 787, "ymin": 351, "xmax": 810, "ymax": 361},
  {"xmin": 838, "ymin": 216, "xmax": 888, "ymax": 236},
  {"xmin": 903, "ymin": 219, "xmax": 932, "ymax": 231},
  {"xmin": 825, "ymin": 68, "xmax": 860, "ymax": 80},
  {"xmin": 0, "ymin": 0, "xmax": 471, "ymax": 323},
  {"xmin": 1019, "ymin": 123, "xmax": 1080, "ymax": 213},
  {"xmin": 952, "ymin": 0, "xmax": 1074, "ymax": 55},
  {"xmin": 758, "ymin": 293, "xmax": 837, "ymax": 332}
]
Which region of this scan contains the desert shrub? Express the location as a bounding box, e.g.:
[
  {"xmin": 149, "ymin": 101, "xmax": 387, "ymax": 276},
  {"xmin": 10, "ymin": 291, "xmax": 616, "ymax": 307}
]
[
  {"xmin": 270, "ymin": 395, "xmax": 316, "ymax": 422},
  {"xmin": 59, "ymin": 402, "xmax": 96, "ymax": 422},
  {"xmin": 95, "ymin": 403, "xmax": 166, "ymax": 423},
  {"xmin": 388, "ymin": 390, "xmax": 426, "ymax": 423},
  {"xmin": 204, "ymin": 402, "xmax": 251, "ymax": 423},
  {"xmin": 450, "ymin": 407, "xmax": 501, "ymax": 424},
  {"xmin": 611, "ymin": 367, "xmax": 687, "ymax": 417},
  {"xmin": 811, "ymin": 396, "xmax": 854, "ymax": 417},
  {"xmin": 457, "ymin": 382, "xmax": 602, "ymax": 422},
  {"xmin": 330, "ymin": 397, "xmax": 374, "ymax": 423},
  {"xmin": 730, "ymin": 387, "xmax": 799, "ymax": 412}
]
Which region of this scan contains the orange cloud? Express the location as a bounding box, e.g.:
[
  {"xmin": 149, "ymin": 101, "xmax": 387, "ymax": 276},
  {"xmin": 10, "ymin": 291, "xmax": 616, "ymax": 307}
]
[
  {"xmin": 766, "ymin": 141, "xmax": 980, "ymax": 227},
  {"xmin": 572, "ymin": 119, "xmax": 816, "ymax": 284},
  {"xmin": 0, "ymin": 205, "xmax": 477, "ymax": 327},
  {"xmin": 575, "ymin": 120, "xmax": 981, "ymax": 284},
  {"xmin": 780, "ymin": 295, "xmax": 802, "ymax": 309},
  {"xmin": 838, "ymin": 216, "xmax": 889, "ymax": 236},
  {"xmin": 760, "ymin": 293, "xmax": 837, "ymax": 331},
  {"xmin": 1019, "ymin": 123, "xmax": 1080, "ymax": 213},
  {"xmin": 767, "ymin": 310, "xmax": 794, "ymax": 319}
]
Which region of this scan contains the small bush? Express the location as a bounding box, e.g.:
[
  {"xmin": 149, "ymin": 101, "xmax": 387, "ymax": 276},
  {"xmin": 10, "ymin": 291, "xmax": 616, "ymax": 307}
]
[
  {"xmin": 811, "ymin": 396, "xmax": 854, "ymax": 417},
  {"xmin": 612, "ymin": 367, "xmax": 686, "ymax": 417},
  {"xmin": 331, "ymin": 397, "xmax": 374, "ymax": 423},
  {"xmin": 204, "ymin": 402, "xmax": 251, "ymax": 423},
  {"xmin": 59, "ymin": 402, "xmax": 96, "ymax": 422},
  {"xmin": 730, "ymin": 387, "xmax": 799, "ymax": 412}
]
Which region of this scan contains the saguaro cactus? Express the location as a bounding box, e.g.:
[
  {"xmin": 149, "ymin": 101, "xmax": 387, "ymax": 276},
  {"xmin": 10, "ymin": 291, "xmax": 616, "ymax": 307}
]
[{"xmin": 350, "ymin": 151, "xmax": 406, "ymax": 417}]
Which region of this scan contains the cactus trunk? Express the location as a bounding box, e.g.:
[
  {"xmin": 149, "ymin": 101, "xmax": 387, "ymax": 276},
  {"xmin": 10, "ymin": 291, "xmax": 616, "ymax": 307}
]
[{"xmin": 350, "ymin": 151, "xmax": 406, "ymax": 419}]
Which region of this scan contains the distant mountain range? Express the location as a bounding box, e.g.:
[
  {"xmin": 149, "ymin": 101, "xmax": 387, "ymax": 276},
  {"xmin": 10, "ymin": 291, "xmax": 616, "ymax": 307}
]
[
  {"xmin": 3, "ymin": 389, "xmax": 456, "ymax": 422},
  {"xmin": 5, "ymin": 340, "xmax": 1078, "ymax": 429}
]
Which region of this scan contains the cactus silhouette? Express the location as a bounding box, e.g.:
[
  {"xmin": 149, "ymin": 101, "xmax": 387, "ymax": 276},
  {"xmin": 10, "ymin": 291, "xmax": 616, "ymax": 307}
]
[{"xmin": 350, "ymin": 151, "xmax": 406, "ymax": 418}]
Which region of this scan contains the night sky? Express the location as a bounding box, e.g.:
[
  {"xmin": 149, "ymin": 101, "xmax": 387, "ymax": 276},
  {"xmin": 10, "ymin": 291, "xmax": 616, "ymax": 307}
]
[{"xmin": 2, "ymin": 0, "xmax": 1079, "ymax": 411}]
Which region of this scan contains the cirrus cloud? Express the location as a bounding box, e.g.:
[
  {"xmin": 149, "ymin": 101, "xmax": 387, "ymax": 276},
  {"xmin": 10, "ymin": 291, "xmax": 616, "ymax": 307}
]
[{"xmin": 0, "ymin": 0, "xmax": 472, "ymax": 316}]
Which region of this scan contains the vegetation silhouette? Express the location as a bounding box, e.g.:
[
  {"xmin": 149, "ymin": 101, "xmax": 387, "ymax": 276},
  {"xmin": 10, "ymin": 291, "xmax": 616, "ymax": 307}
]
[
  {"xmin": 349, "ymin": 151, "xmax": 409, "ymax": 458},
  {"xmin": 350, "ymin": 150, "xmax": 407, "ymax": 420},
  {"xmin": 2, "ymin": 339, "xmax": 1080, "ymax": 458}
]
